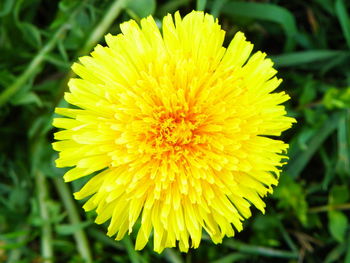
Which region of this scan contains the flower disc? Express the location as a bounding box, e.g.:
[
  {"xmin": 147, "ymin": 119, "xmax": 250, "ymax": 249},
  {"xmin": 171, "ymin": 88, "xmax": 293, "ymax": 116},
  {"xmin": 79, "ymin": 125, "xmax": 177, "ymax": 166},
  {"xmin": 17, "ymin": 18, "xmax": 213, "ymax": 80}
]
[{"xmin": 53, "ymin": 11, "xmax": 296, "ymax": 253}]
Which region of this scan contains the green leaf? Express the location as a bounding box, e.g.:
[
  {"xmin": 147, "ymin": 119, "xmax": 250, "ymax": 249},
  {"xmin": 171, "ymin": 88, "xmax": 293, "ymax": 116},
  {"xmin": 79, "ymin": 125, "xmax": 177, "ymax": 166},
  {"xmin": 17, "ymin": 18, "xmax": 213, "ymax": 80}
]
[
  {"xmin": 210, "ymin": 0, "xmax": 227, "ymax": 17},
  {"xmin": 0, "ymin": 0, "xmax": 14, "ymax": 17},
  {"xmin": 19, "ymin": 23, "xmax": 42, "ymax": 48},
  {"xmin": 28, "ymin": 113, "xmax": 54, "ymax": 139},
  {"xmin": 122, "ymin": 235, "xmax": 141, "ymax": 263},
  {"xmin": 335, "ymin": 0, "xmax": 350, "ymax": 48},
  {"xmin": 10, "ymin": 91, "xmax": 42, "ymax": 106},
  {"xmin": 125, "ymin": 0, "xmax": 156, "ymax": 18},
  {"xmin": 299, "ymin": 76, "xmax": 317, "ymax": 106},
  {"xmin": 0, "ymin": 230, "xmax": 29, "ymax": 239},
  {"xmin": 323, "ymin": 87, "xmax": 350, "ymax": 109},
  {"xmin": 345, "ymin": 237, "xmax": 350, "ymax": 263},
  {"xmin": 321, "ymin": 53, "xmax": 350, "ymax": 74},
  {"xmin": 251, "ymin": 215, "xmax": 281, "ymax": 247},
  {"xmin": 57, "ymin": 39, "xmax": 69, "ymax": 63},
  {"xmin": 271, "ymin": 50, "xmax": 347, "ymax": 67},
  {"xmin": 336, "ymin": 114, "xmax": 350, "ymax": 176},
  {"xmin": 314, "ymin": 0, "xmax": 335, "ymax": 15},
  {"xmin": 0, "ymin": 240, "xmax": 28, "ymax": 250},
  {"xmin": 0, "ymin": 70, "xmax": 15, "ymax": 87},
  {"xmin": 163, "ymin": 248, "xmax": 183, "ymax": 263},
  {"xmin": 55, "ymin": 221, "xmax": 91, "ymax": 235},
  {"xmin": 219, "ymin": 1, "xmax": 298, "ymax": 51},
  {"xmin": 329, "ymin": 185, "xmax": 349, "ymax": 205},
  {"xmin": 196, "ymin": 0, "xmax": 207, "ymax": 11},
  {"xmin": 324, "ymin": 243, "xmax": 347, "ymax": 263},
  {"xmin": 44, "ymin": 53, "xmax": 71, "ymax": 69},
  {"xmin": 328, "ymin": 210, "xmax": 348, "ymax": 242},
  {"xmin": 273, "ymin": 175, "xmax": 308, "ymax": 225},
  {"xmin": 223, "ymin": 240, "xmax": 298, "ymax": 259},
  {"xmin": 286, "ymin": 111, "xmax": 345, "ymax": 178},
  {"xmin": 320, "ymin": 147, "xmax": 337, "ymax": 189}
]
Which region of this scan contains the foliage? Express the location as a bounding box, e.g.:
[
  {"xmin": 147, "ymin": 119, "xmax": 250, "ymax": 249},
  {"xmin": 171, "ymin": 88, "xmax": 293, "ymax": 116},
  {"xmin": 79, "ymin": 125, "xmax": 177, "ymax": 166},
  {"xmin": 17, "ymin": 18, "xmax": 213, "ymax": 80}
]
[{"xmin": 0, "ymin": 0, "xmax": 349, "ymax": 262}]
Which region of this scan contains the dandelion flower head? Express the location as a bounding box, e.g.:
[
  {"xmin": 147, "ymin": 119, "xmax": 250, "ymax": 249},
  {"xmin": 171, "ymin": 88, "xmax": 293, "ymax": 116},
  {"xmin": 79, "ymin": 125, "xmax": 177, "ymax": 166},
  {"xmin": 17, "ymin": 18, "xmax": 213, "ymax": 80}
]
[{"xmin": 52, "ymin": 11, "xmax": 296, "ymax": 253}]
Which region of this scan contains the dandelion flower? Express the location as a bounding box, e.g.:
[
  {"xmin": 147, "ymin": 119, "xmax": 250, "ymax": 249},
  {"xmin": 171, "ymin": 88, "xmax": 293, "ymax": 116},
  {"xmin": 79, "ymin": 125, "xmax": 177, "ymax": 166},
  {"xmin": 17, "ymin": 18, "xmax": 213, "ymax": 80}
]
[{"xmin": 52, "ymin": 11, "xmax": 296, "ymax": 253}]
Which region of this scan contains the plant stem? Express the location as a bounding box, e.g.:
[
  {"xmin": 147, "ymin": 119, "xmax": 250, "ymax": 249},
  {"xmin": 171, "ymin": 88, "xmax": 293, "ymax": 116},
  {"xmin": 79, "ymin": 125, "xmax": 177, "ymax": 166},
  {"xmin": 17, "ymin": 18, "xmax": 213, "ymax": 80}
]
[
  {"xmin": 79, "ymin": 0, "xmax": 127, "ymax": 56},
  {"xmin": 53, "ymin": 177, "xmax": 93, "ymax": 263},
  {"xmin": 0, "ymin": 24, "xmax": 67, "ymax": 106},
  {"xmin": 0, "ymin": 0, "xmax": 88, "ymax": 106},
  {"xmin": 308, "ymin": 203, "xmax": 350, "ymax": 213},
  {"xmin": 122, "ymin": 236, "xmax": 140, "ymax": 263},
  {"xmin": 277, "ymin": 220, "xmax": 298, "ymax": 253},
  {"xmin": 36, "ymin": 171, "xmax": 53, "ymax": 263}
]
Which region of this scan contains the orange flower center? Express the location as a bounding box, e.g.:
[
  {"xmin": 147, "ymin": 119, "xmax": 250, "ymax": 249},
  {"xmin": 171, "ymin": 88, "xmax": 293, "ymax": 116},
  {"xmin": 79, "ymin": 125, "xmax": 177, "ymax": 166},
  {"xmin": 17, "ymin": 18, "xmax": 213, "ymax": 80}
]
[{"xmin": 142, "ymin": 105, "xmax": 208, "ymax": 159}]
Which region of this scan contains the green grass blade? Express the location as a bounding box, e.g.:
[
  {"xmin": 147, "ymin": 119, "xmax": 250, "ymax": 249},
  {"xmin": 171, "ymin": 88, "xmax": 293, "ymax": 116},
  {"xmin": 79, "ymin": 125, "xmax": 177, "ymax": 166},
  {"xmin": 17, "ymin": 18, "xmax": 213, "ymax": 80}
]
[
  {"xmin": 87, "ymin": 229, "xmax": 125, "ymax": 250},
  {"xmin": 219, "ymin": 1, "xmax": 298, "ymax": 51},
  {"xmin": 36, "ymin": 171, "xmax": 54, "ymax": 263},
  {"xmin": 277, "ymin": 220, "xmax": 298, "ymax": 253},
  {"xmin": 196, "ymin": 0, "xmax": 207, "ymax": 11},
  {"xmin": 5, "ymin": 227, "xmax": 30, "ymax": 263},
  {"xmin": 0, "ymin": 2, "xmax": 87, "ymax": 107},
  {"xmin": 164, "ymin": 248, "xmax": 184, "ymax": 263},
  {"xmin": 271, "ymin": 50, "xmax": 348, "ymax": 67},
  {"xmin": 336, "ymin": 111, "xmax": 350, "ymax": 175},
  {"xmin": 79, "ymin": 0, "xmax": 127, "ymax": 57},
  {"xmin": 125, "ymin": 0, "xmax": 155, "ymax": 18},
  {"xmin": 122, "ymin": 236, "xmax": 141, "ymax": 263},
  {"xmin": 0, "ymin": 24, "xmax": 68, "ymax": 107},
  {"xmin": 0, "ymin": 0, "xmax": 14, "ymax": 17},
  {"xmin": 223, "ymin": 240, "xmax": 298, "ymax": 259},
  {"xmin": 210, "ymin": 0, "xmax": 227, "ymax": 17},
  {"xmin": 345, "ymin": 234, "xmax": 350, "ymax": 263},
  {"xmin": 286, "ymin": 111, "xmax": 345, "ymax": 178},
  {"xmin": 335, "ymin": 0, "xmax": 350, "ymax": 49},
  {"xmin": 53, "ymin": 177, "xmax": 93, "ymax": 263}
]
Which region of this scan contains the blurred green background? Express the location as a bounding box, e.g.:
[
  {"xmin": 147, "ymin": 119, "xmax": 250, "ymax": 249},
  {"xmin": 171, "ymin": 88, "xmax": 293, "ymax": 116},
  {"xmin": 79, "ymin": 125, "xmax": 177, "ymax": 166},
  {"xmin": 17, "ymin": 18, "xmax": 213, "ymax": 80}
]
[{"xmin": 0, "ymin": 0, "xmax": 350, "ymax": 262}]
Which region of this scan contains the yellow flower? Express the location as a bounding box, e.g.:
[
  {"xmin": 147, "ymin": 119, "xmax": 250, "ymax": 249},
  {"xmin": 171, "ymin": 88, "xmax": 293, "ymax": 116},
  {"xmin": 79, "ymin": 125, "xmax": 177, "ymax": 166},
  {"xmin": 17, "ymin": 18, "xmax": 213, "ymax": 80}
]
[{"xmin": 52, "ymin": 11, "xmax": 296, "ymax": 253}]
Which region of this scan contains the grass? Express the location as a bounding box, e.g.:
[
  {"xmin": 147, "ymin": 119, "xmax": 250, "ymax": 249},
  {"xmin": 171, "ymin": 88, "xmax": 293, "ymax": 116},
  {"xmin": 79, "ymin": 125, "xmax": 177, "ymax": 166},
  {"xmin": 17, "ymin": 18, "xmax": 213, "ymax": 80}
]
[{"xmin": 0, "ymin": 0, "xmax": 350, "ymax": 262}]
